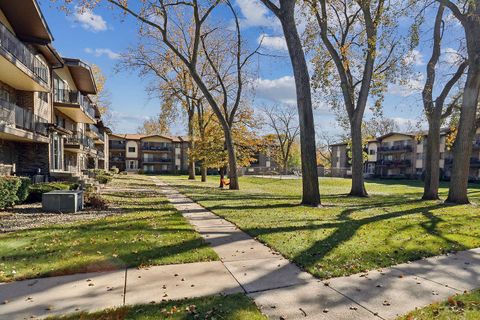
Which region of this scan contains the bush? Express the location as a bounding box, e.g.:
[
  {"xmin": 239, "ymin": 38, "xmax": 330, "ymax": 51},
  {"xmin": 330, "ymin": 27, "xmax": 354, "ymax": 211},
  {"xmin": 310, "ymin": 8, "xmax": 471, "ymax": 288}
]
[
  {"xmin": 16, "ymin": 177, "xmax": 31, "ymax": 204},
  {"xmin": 27, "ymin": 182, "xmax": 79, "ymax": 203},
  {"xmin": 0, "ymin": 176, "xmax": 21, "ymax": 209},
  {"xmin": 110, "ymin": 168, "xmax": 119, "ymax": 174},
  {"xmin": 120, "ymin": 171, "xmax": 127, "ymax": 175},
  {"xmin": 95, "ymin": 174, "xmax": 113, "ymax": 184},
  {"xmin": 85, "ymin": 193, "xmax": 108, "ymax": 209}
]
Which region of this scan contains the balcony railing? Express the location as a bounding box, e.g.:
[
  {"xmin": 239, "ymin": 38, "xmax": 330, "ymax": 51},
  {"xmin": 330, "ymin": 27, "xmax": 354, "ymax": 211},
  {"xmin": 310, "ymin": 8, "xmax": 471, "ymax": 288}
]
[
  {"xmin": 378, "ymin": 145, "xmax": 413, "ymax": 152},
  {"xmin": 65, "ymin": 132, "xmax": 94, "ymax": 148},
  {"xmin": 109, "ymin": 144, "xmax": 125, "ymax": 150},
  {"xmin": 88, "ymin": 124, "xmax": 104, "ymax": 141},
  {"xmin": 142, "ymin": 157, "xmax": 172, "ymax": 163},
  {"xmin": 0, "ymin": 22, "xmax": 49, "ymax": 84},
  {"xmin": 97, "ymin": 150, "xmax": 105, "ymax": 159},
  {"xmin": 54, "ymin": 89, "xmax": 96, "ymax": 119},
  {"xmin": 445, "ymin": 158, "xmax": 480, "ymax": 166},
  {"xmin": 142, "ymin": 145, "xmax": 172, "ymax": 151},
  {"xmin": 376, "ymin": 159, "xmax": 412, "ymax": 167},
  {"xmin": 0, "ymin": 98, "xmax": 49, "ymax": 136}
]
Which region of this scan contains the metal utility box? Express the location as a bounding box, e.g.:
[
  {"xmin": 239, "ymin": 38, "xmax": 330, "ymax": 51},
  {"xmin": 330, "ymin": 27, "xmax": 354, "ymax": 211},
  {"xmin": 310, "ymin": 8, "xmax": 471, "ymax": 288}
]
[{"xmin": 42, "ymin": 190, "xmax": 84, "ymax": 213}]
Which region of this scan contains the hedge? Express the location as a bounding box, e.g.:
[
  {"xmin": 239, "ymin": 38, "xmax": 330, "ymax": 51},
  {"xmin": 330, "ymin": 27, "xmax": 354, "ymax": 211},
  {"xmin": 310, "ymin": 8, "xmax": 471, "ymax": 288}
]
[
  {"xmin": 95, "ymin": 174, "xmax": 113, "ymax": 184},
  {"xmin": 27, "ymin": 182, "xmax": 79, "ymax": 203},
  {"xmin": 0, "ymin": 176, "xmax": 21, "ymax": 209}
]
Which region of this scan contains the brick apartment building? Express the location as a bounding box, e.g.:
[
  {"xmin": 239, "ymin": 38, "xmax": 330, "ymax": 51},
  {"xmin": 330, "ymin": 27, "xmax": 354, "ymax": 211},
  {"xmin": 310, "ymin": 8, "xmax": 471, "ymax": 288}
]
[
  {"xmin": 108, "ymin": 134, "xmax": 189, "ymax": 174},
  {"xmin": 331, "ymin": 128, "xmax": 480, "ymax": 180},
  {"xmin": 0, "ymin": 0, "xmax": 109, "ymax": 181}
]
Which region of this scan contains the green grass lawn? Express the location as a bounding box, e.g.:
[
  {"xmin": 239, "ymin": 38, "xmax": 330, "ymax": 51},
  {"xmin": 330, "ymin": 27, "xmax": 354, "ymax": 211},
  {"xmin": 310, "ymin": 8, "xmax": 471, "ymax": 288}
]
[
  {"xmin": 400, "ymin": 289, "xmax": 480, "ymax": 320},
  {"xmin": 0, "ymin": 175, "xmax": 217, "ymax": 282},
  {"xmin": 157, "ymin": 175, "xmax": 480, "ymax": 279},
  {"xmin": 47, "ymin": 294, "xmax": 266, "ymax": 320}
]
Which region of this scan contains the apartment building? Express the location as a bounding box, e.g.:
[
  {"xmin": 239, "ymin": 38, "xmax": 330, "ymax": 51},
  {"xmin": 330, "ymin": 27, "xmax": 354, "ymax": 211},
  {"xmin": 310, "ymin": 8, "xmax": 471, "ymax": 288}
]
[
  {"xmin": 331, "ymin": 128, "xmax": 480, "ymax": 181},
  {"xmin": 0, "ymin": 0, "xmax": 109, "ymax": 181},
  {"xmin": 108, "ymin": 134, "xmax": 189, "ymax": 174}
]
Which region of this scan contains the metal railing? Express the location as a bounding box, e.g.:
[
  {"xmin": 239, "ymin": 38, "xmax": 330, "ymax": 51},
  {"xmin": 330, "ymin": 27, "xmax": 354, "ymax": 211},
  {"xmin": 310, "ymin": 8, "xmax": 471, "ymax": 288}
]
[
  {"xmin": 0, "ymin": 97, "xmax": 49, "ymax": 135},
  {"xmin": 378, "ymin": 145, "xmax": 413, "ymax": 152},
  {"xmin": 65, "ymin": 132, "xmax": 94, "ymax": 148},
  {"xmin": 376, "ymin": 159, "xmax": 412, "ymax": 167},
  {"xmin": 142, "ymin": 144, "xmax": 172, "ymax": 151},
  {"xmin": 142, "ymin": 157, "xmax": 172, "ymax": 163},
  {"xmin": 109, "ymin": 143, "xmax": 125, "ymax": 150},
  {"xmin": 88, "ymin": 124, "xmax": 104, "ymax": 141},
  {"xmin": 97, "ymin": 150, "xmax": 105, "ymax": 159},
  {"xmin": 0, "ymin": 22, "xmax": 49, "ymax": 84},
  {"xmin": 53, "ymin": 89, "xmax": 97, "ymax": 120},
  {"xmin": 445, "ymin": 158, "xmax": 480, "ymax": 166}
]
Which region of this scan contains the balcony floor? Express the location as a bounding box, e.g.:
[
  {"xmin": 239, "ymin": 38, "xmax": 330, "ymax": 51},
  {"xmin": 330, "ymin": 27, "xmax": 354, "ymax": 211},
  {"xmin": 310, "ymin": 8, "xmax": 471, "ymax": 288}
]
[
  {"xmin": 0, "ymin": 50, "xmax": 49, "ymax": 92},
  {"xmin": 0, "ymin": 124, "xmax": 49, "ymax": 143}
]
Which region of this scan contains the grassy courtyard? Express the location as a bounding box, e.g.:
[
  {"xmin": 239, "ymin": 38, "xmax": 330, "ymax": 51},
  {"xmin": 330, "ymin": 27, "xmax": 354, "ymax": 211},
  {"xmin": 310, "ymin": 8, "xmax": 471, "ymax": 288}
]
[
  {"xmin": 400, "ymin": 289, "xmax": 480, "ymax": 320},
  {"xmin": 158, "ymin": 175, "xmax": 480, "ymax": 279},
  {"xmin": 47, "ymin": 294, "xmax": 266, "ymax": 320},
  {"xmin": 0, "ymin": 175, "xmax": 217, "ymax": 282}
]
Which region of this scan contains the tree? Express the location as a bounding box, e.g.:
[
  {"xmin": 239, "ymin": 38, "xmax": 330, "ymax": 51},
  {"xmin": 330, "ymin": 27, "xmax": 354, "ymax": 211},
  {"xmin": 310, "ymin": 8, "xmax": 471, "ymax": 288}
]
[
  {"xmin": 64, "ymin": 0, "xmax": 257, "ymax": 190},
  {"xmin": 307, "ymin": 0, "xmax": 405, "ymax": 197},
  {"xmin": 263, "ymin": 105, "xmax": 300, "ymax": 174},
  {"xmin": 412, "ymin": 3, "xmax": 467, "ymax": 200},
  {"xmin": 137, "ymin": 113, "xmax": 171, "ymax": 135},
  {"xmin": 90, "ymin": 64, "xmax": 114, "ymax": 127},
  {"xmin": 258, "ymin": 0, "xmax": 321, "ymax": 206},
  {"xmin": 363, "ymin": 117, "xmax": 399, "ymax": 138},
  {"xmin": 316, "ymin": 129, "xmax": 337, "ymax": 167},
  {"xmin": 438, "ymin": 0, "xmax": 480, "ymax": 204}
]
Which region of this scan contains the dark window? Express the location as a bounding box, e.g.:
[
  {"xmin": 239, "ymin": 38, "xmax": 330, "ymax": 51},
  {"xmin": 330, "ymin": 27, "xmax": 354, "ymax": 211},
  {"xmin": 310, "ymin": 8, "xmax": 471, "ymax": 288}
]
[
  {"xmin": 128, "ymin": 147, "xmax": 136, "ymax": 152},
  {"xmin": 369, "ymin": 150, "xmax": 376, "ymax": 155}
]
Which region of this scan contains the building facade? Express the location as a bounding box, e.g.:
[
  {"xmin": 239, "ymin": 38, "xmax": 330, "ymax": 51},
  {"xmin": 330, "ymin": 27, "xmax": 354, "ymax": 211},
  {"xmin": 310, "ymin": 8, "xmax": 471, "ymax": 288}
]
[
  {"xmin": 0, "ymin": 0, "xmax": 109, "ymax": 181},
  {"xmin": 331, "ymin": 128, "xmax": 480, "ymax": 181},
  {"xmin": 108, "ymin": 134, "xmax": 189, "ymax": 174}
]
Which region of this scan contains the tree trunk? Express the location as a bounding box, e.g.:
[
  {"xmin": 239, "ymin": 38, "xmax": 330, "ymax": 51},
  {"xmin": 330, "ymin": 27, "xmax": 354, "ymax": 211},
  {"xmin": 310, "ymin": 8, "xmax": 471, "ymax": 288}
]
[
  {"xmin": 224, "ymin": 128, "xmax": 239, "ymax": 190},
  {"xmin": 279, "ymin": 3, "xmax": 320, "ymax": 206},
  {"xmin": 349, "ymin": 119, "xmax": 368, "ymax": 197},
  {"xmin": 219, "ymin": 167, "xmax": 225, "ymax": 188},
  {"xmin": 187, "ymin": 110, "xmax": 196, "ymax": 180},
  {"xmin": 423, "ymin": 115, "xmax": 441, "ymax": 200},
  {"xmin": 201, "ymin": 163, "xmax": 207, "ymax": 182},
  {"xmin": 446, "ymin": 11, "xmax": 480, "ymax": 204}
]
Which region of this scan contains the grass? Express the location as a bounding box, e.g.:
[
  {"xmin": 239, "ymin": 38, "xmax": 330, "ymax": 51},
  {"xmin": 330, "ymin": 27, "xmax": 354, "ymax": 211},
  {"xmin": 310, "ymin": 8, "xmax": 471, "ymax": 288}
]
[
  {"xmin": 400, "ymin": 289, "xmax": 480, "ymax": 319},
  {"xmin": 46, "ymin": 294, "xmax": 266, "ymax": 320},
  {"xmin": 157, "ymin": 175, "xmax": 480, "ymax": 279},
  {"xmin": 0, "ymin": 175, "xmax": 218, "ymax": 282}
]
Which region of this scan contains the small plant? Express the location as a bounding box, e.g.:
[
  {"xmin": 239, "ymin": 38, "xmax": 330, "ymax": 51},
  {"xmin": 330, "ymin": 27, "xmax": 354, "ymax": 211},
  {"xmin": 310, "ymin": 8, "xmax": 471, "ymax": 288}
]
[
  {"xmin": 120, "ymin": 171, "xmax": 127, "ymax": 175},
  {"xmin": 95, "ymin": 174, "xmax": 113, "ymax": 184},
  {"xmin": 110, "ymin": 168, "xmax": 120, "ymax": 174}
]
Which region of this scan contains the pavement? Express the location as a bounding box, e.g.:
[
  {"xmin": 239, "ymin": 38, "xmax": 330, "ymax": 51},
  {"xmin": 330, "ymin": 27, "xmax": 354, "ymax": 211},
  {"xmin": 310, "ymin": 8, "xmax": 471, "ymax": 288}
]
[{"xmin": 0, "ymin": 177, "xmax": 478, "ymax": 319}]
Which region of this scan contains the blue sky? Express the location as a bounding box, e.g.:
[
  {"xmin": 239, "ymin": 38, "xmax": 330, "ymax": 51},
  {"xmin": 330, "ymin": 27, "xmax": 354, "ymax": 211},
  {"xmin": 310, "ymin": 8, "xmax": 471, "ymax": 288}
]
[{"xmin": 37, "ymin": 0, "xmax": 464, "ymax": 137}]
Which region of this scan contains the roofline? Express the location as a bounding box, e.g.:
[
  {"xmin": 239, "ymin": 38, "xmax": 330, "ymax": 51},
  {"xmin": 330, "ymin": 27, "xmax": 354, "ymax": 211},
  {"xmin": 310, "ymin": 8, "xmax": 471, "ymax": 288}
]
[
  {"xmin": 62, "ymin": 57, "xmax": 98, "ymax": 94},
  {"xmin": 33, "ymin": 0, "xmax": 54, "ymax": 41}
]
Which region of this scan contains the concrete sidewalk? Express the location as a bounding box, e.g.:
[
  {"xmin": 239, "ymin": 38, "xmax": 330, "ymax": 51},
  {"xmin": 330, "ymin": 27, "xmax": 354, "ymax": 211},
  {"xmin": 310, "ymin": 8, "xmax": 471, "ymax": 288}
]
[
  {"xmin": 154, "ymin": 178, "xmax": 480, "ymax": 320},
  {"xmin": 1, "ymin": 178, "xmax": 479, "ymax": 319}
]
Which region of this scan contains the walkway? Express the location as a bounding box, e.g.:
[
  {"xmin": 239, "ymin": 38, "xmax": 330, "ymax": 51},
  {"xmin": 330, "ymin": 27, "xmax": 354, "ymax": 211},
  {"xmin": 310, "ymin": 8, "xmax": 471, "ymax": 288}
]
[
  {"xmin": 0, "ymin": 178, "xmax": 478, "ymax": 319},
  {"xmin": 153, "ymin": 178, "xmax": 480, "ymax": 320}
]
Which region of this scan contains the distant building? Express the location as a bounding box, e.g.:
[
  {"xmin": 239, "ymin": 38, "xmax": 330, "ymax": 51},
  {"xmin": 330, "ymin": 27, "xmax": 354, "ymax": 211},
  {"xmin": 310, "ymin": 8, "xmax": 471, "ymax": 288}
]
[
  {"xmin": 330, "ymin": 128, "xmax": 480, "ymax": 180},
  {"xmin": 108, "ymin": 134, "xmax": 190, "ymax": 174}
]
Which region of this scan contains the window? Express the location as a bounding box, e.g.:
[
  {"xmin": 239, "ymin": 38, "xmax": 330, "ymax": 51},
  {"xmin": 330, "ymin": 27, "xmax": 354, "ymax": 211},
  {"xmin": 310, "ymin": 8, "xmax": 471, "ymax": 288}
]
[
  {"xmin": 128, "ymin": 147, "xmax": 136, "ymax": 153},
  {"xmin": 369, "ymin": 149, "xmax": 376, "ymax": 155}
]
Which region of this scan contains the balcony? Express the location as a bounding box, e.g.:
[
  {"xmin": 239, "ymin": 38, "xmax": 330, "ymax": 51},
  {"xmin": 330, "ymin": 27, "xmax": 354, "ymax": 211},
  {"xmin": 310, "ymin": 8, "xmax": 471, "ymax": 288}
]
[
  {"xmin": 0, "ymin": 97, "xmax": 49, "ymax": 142},
  {"xmin": 378, "ymin": 145, "xmax": 413, "ymax": 153},
  {"xmin": 0, "ymin": 22, "xmax": 49, "ymax": 92},
  {"xmin": 142, "ymin": 157, "xmax": 172, "ymax": 164},
  {"xmin": 376, "ymin": 159, "xmax": 412, "ymax": 167},
  {"xmin": 97, "ymin": 151, "xmax": 105, "ymax": 159},
  {"xmin": 445, "ymin": 158, "xmax": 480, "ymax": 167},
  {"xmin": 111, "ymin": 156, "xmax": 125, "ymax": 162},
  {"xmin": 142, "ymin": 144, "xmax": 172, "ymax": 152},
  {"xmin": 88, "ymin": 124, "xmax": 105, "ymax": 143},
  {"xmin": 110, "ymin": 143, "xmax": 125, "ymax": 150},
  {"xmin": 53, "ymin": 89, "xmax": 96, "ymax": 124},
  {"xmin": 65, "ymin": 132, "xmax": 94, "ymax": 151}
]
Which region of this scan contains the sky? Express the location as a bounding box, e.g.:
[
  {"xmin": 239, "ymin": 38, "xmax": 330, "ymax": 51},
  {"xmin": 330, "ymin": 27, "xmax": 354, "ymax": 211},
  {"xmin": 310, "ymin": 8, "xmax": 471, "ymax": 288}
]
[{"xmin": 37, "ymin": 0, "xmax": 465, "ymax": 139}]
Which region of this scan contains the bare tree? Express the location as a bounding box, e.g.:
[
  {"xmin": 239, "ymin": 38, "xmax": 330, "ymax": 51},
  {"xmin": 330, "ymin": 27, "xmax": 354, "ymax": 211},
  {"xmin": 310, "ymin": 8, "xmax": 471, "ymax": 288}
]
[
  {"xmin": 438, "ymin": 0, "xmax": 480, "ymax": 204},
  {"xmin": 263, "ymin": 105, "xmax": 300, "ymax": 174},
  {"xmin": 259, "ymin": 0, "xmax": 321, "ymax": 206},
  {"xmin": 307, "ymin": 0, "xmax": 405, "ymax": 197},
  {"xmin": 415, "ymin": 3, "xmax": 467, "ymax": 200}
]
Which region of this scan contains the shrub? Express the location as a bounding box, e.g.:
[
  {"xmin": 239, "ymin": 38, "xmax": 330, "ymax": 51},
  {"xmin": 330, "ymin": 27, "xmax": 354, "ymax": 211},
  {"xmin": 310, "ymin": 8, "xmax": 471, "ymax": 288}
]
[
  {"xmin": 16, "ymin": 177, "xmax": 32, "ymax": 204},
  {"xmin": 95, "ymin": 174, "xmax": 113, "ymax": 184},
  {"xmin": 85, "ymin": 193, "xmax": 108, "ymax": 209},
  {"xmin": 27, "ymin": 182, "xmax": 78, "ymax": 203},
  {"xmin": 110, "ymin": 168, "xmax": 119, "ymax": 174},
  {"xmin": 0, "ymin": 176, "xmax": 21, "ymax": 209},
  {"xmin": 120, "ymin": 171, "xmax": 127, "ymax": 175}
]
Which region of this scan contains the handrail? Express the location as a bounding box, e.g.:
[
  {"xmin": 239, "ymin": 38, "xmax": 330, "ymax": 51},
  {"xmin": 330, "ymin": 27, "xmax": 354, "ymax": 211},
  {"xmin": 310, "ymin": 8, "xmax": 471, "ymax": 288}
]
[
  {"xmin": 0, "ymin": 97, "xmax": 49, "ymax": 135},
  {"xmin": 0, "ymin": 22, "xmax": 49, "ymax": 84}
]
